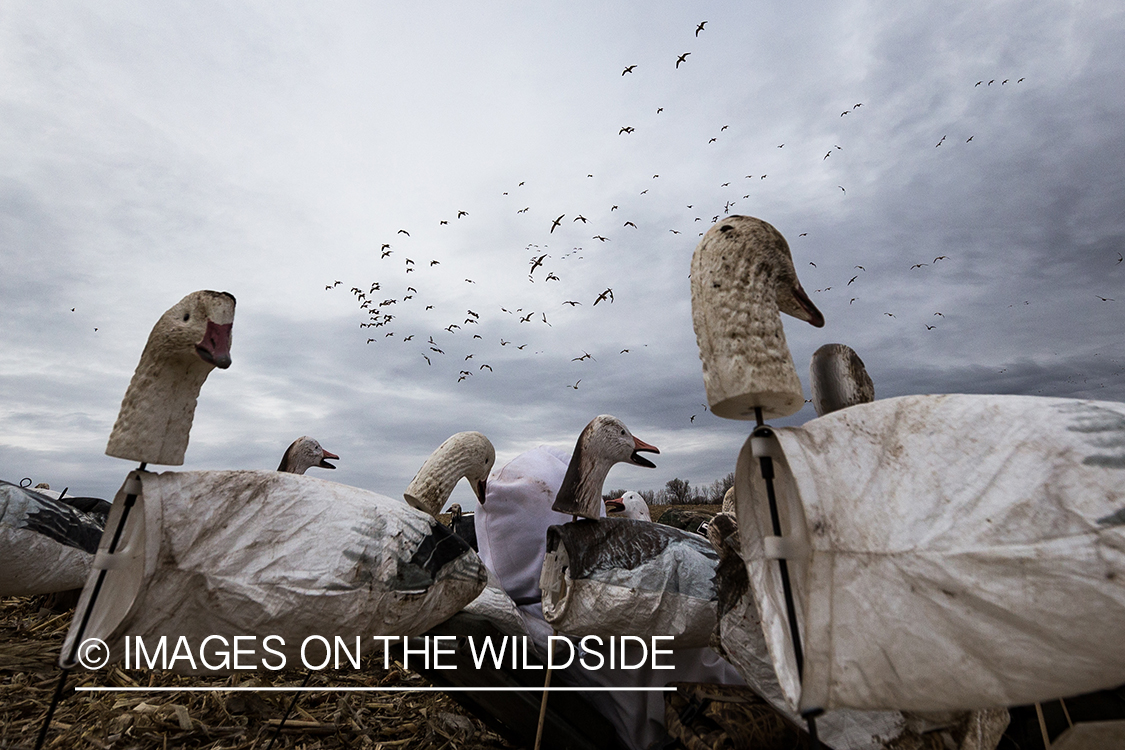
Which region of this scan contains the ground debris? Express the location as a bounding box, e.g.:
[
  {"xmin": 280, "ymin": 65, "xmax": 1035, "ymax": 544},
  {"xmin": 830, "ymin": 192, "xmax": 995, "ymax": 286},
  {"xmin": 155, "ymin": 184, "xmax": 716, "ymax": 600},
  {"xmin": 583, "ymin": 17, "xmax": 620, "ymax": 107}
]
[{"xmin": 1, "ymin": 595, "xmax": 519, "ymax": 749}]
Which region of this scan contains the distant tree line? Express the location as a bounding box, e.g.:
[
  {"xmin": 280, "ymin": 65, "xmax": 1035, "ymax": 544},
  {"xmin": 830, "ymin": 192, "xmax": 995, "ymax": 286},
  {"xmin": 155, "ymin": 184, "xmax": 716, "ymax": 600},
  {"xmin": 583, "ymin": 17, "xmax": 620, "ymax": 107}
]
[{"xmin": 603, "ymin": 471, "xmax": 734, "ymax": 506}]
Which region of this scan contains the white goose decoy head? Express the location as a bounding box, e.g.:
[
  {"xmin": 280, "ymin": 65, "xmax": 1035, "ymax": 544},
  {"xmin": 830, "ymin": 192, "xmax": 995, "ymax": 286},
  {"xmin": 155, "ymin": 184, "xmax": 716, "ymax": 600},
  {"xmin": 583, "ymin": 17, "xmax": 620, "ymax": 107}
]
[
  {"xmin": 690, "ymin": 216, "xmax": 823, "ymax": 420},
  {"xmin": 810, "ymin": 343, "xmax": 875, "ymax": 417},
  {"xmin": 277, "ymin": 436, "xmax": 340, "ymax": 474},
  {"xmin": 106, "ymin": 290, "xmax": 236, "ymax": 466},
  {"xmin": 605, "ymin": 490, "xmax": 652, "ymax": 521},
  {"xmin": 552, "ymin": 415, "xmax": 659, "ymax": 519},
  {"xmin": 404, "ymin": 431, "xmax": 495, "ymax": 517}
]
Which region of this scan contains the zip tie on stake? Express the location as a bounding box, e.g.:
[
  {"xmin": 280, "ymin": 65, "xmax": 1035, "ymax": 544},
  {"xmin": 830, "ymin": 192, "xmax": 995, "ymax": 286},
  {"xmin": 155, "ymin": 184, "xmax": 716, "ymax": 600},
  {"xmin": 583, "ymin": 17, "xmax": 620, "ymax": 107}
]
[{"xmin": 752, "ymin": 408, "xmax": 821, "ymax": 748}]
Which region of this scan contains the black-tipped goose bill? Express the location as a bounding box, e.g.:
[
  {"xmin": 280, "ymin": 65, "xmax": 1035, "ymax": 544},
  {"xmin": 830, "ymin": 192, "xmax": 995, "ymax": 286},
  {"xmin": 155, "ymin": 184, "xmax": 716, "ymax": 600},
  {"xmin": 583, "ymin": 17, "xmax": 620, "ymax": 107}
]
[
  {"xmin": 474, "ymin": 478, "xmax": 488, "ymax": 504},
  {"xmin": 196, "ymin": 321, "xmax": 234, "ymax": 368},
  {"xmin": 630, "ymin": 436, "xmax": 659, "ymax": 468},
  {"xmin": 793, "ymin": 284, "xmax": 825, "ymax": 328},
  {"xmin": 605, "ymin": 498, "xmax": 626, "ymax": 514},
  {"xmin": 319, "ymin": 449, "xmax": 339, "ymax": 470}
]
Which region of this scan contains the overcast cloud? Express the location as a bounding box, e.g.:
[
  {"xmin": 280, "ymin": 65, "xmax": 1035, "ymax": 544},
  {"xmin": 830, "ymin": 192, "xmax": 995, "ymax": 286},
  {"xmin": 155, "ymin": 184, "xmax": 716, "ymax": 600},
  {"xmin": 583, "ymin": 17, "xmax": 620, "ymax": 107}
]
[{"xmin": 2, "ymin": 1, "xmax": 1122, "ymax": 508}]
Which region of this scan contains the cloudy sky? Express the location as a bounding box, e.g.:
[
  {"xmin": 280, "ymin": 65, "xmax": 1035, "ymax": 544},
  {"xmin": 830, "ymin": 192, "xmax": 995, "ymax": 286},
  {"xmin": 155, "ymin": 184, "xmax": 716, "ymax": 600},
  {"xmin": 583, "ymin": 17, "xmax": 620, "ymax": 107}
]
[{"xmin": 2, "ymin": 1, "xmax": 1123, "ymax": 509}]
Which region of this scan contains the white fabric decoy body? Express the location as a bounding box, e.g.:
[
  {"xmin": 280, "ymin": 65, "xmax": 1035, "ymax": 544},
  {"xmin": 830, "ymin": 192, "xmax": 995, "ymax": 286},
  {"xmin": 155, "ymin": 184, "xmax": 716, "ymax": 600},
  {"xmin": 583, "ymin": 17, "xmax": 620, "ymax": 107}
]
[
  {"xmin": 810, "ymin": 343, "xmax": 874, "ymax": 417},
  {"xmin": 701, "ymin": 512, "xmax": 998, "ymax": 750},
  {"xmin": 0, "ymin": 434, "xmax": 337, "ymax": 600},
  {"xmin": 277, "ymin": 436, "xmax": 340, "ymax": 474},
  {"xmin": 733, "ymin": 394, "xmax": 1125, "ymax": 714},
  {"xmin": 0, "ymin": 482, "xmax": 109, "ymax": 596},
  {"xmin": 404, "ymin": 431, "xmax": 495, "ymax": 516},
  {"xmin": 604, "ymin": 490, "xmax": 651, "ymax": 521},
  {"xmin": 551, "ymin": 415, "xmax": 659, "ymax": 519},
  {"xmin": 62, "ymin": 291, "xmax": 488, "ymax": 672},
  {"xmin": 690, "ymin": 216, "xmax": 824, "ymax": 420}
]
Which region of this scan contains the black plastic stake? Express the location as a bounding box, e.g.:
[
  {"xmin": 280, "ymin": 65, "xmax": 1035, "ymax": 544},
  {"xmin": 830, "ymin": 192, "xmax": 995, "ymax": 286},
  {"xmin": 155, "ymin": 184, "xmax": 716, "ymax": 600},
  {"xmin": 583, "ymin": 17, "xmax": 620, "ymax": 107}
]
[
  {"xmin": 753, "ymin": 408, "xmax": 820, "ymax": 747},
  {"xmin": 34, "ymin": 463, "xmax": 146, "ymax": 750},
  {"xmin": 265, "ymin": 670, "xmax": 314, "ymax": 750}
]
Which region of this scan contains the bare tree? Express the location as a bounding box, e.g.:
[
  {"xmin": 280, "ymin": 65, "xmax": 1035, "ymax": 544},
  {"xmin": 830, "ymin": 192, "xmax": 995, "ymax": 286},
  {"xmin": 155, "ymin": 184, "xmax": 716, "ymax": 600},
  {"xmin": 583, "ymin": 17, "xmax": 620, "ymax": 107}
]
[
  {"xmin": 663, "ymin": 478, "xmax": 694, "ymax": 505},
  {"xmin": 705, "ymin": 472, "xmax": 735, "ymax": 503}
]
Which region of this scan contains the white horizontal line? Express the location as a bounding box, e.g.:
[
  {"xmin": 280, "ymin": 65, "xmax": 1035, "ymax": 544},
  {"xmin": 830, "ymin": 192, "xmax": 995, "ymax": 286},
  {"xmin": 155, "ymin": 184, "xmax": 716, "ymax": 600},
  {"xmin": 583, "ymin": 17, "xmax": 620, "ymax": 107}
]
[{"xmin": 76, "ymin": 686, "xmax": 675, "ymax": 693}]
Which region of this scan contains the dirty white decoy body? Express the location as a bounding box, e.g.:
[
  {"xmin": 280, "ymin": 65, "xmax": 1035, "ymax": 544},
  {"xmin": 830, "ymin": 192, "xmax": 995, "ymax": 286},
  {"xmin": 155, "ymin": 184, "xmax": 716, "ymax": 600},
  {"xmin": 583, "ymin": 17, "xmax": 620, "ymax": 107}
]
[
  {"xmin": 404, "ymin": 431, "xmax": 495, "ymax": 516},
  {"xmin": 277, "ymin": 436, "xmax": 340, "ymax": 474},
  {"xmin": 809, "ymin": 343, "xmax": 874, "ymax": 416},
  {"xmin": 62, "ymin": 291, "xmax": 487, "ymax": 672},
  {"xmin": 551, "ymin": 415, "xmax": 659, "ymax": 519},
  {"xmin": 0, "ymin": 482, "xmax": 109, "ymax": 596},
  {"xmin": 690, "ymin": 216, "xmax": 823, "ymax": 420}
]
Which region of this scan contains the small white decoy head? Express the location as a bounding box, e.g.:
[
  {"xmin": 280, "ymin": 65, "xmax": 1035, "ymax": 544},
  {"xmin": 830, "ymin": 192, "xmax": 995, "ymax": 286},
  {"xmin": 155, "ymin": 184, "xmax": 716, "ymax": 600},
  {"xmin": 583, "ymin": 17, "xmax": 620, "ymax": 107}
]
[
  {"xmin": 810, "ymin": 343, "xmax": 875, "ymax": 417},
  {"xmin": 106, "ymin": 290, "xmax": 236, "ymax": 466},
  {"xmin": 277, "ymin": 436, "xmax": 340, "ymax": 474},
  {"xmin": 552, "ymin": 415, "xmax": 659, "ymax": 519},
  {"xmin": 404, "ymin": 431, "xmax": 495, "ymax": 517},
  {"xmin": 605, "ymin": 490, "xmax": 652, "ymax": 521}
]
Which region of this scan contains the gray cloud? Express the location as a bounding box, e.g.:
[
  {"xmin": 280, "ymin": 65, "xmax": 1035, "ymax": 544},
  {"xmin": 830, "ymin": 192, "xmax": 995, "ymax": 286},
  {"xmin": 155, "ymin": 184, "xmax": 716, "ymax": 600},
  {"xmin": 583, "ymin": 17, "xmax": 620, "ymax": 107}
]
[{"xmin": 2, "ymin": 1, "xmax": 1122, "ymax": 513}]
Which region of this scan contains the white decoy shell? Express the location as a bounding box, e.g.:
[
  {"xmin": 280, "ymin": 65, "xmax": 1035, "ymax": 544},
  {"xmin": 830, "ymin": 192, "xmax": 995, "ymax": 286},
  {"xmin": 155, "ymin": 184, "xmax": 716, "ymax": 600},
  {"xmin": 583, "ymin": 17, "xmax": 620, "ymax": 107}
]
[
  {"xmin": 0, "ymin": 482, "xmax": 105, "ymax": 596},
  {"xmin": 62, "ymin": 470, "xmax": 487, "ymax": 673},
  {"xmin": 734, "ymin": 394, "xmax": 1125, "ymax": 713}
]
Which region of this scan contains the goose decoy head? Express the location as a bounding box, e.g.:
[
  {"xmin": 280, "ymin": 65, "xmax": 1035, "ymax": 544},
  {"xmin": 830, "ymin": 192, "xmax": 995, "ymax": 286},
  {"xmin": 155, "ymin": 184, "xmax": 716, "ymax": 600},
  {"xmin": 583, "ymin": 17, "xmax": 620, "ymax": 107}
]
[
  {"xmin": 106, "ymin": 290, "xmax": 236, "ymax": 466},
  {"xmin": 605, "ymin": 490, "xmax": 652, "ymax": 521},
  {"xmin": 810, "ymin": 343, "xmax": 874, "ymax": 417},
  {"xmin": 552, "ymin": 415, "xmax": 659, "ymax": 519},
  {"xmin": 278, "ymin": 436, "xmax": 340, "ymax": 474},
  {"xmin": 404, "ymin": 431, "xmax": 495, "ymax": 517},
  {"xmin": 690, "ymin": 216, "xmax": 822, "ymax": 420}
]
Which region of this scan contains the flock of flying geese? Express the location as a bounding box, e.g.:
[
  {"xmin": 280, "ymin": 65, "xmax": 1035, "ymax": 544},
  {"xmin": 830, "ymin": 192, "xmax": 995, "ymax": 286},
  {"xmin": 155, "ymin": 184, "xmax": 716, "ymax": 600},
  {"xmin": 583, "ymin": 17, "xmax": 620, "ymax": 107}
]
[{"xmin": 312, "ymin": 19, "xmax": 1118, "ymax": 409}]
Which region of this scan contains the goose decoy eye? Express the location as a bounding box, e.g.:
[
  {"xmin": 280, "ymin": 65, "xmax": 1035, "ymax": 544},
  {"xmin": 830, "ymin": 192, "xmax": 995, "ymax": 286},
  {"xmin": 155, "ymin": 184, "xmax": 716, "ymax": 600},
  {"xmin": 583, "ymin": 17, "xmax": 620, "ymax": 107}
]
[
  {"xmin": 719, "ymin": 224, "xmax": 733, "ymax": 232},
  {"xmin": 183, "ymin": 313, "xmax": 190, "ymax": 322}
]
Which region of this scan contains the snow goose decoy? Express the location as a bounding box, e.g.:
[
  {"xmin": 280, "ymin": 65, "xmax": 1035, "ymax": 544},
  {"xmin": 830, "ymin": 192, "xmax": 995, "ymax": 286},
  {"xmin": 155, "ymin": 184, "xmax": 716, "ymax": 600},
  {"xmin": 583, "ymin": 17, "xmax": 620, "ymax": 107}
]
[
  {"xmin": 551, "ymin": 414, "xmax": 659, "ymax": 519},
  {"xmin": 277, "ymin": 436, "xmax": 340, "ymax": 474},
  {"xmin": 0, "ymin": 481, "xmax": 109, "ymax": 596},
  {"xmin": 61, "ymin": 291, "xmax": 487, "ymax": 674},
  {"xmin": 809, "ymin": 343, "xmax": 873, "ymax": 416},
  {"xmin": 690, "ymin": 216, "xmax": 823, "ymax": 420},
  {"xmin": 604, "ymin": 490, "xmax": 651, "ymax": 521},
  {"xmin": 404, "ymin": 431, "xmax": 494, "ymax": 517}
]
